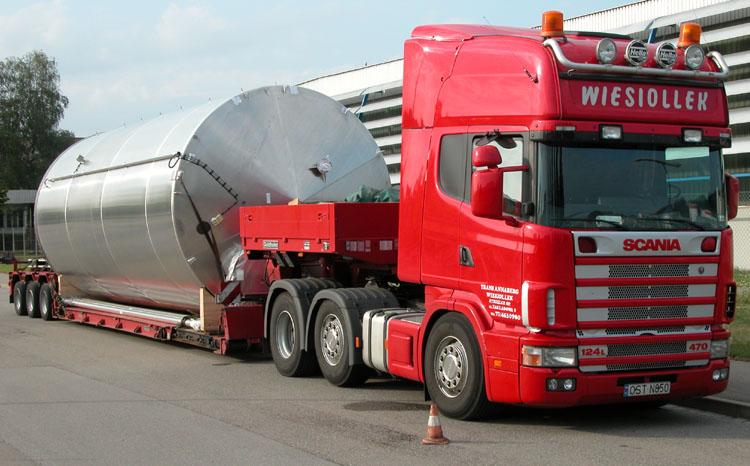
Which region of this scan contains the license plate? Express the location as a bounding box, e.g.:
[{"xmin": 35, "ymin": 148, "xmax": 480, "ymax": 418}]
[{"xmin": 623, "ymin": 381, "xmax": 671, "ymax": 397}]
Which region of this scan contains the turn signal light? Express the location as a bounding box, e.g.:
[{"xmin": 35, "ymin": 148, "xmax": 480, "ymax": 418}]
[
  {"xmin": 541, "ymin": 11, "xmax": 564, "ymax": 37},
  {"xmin": 678, "ymin": 22, "xmax": 701, "ymax": 47}
]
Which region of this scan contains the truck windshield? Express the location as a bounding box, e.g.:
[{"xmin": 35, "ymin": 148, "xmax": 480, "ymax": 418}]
[{"xmin": 536, "ymin": 144, "xmax": 727, "ymax": 231}]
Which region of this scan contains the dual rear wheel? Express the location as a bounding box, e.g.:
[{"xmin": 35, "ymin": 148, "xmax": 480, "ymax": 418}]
[
  {"xmin": 268, "ymin": 292, "xmax": 369, "ymax": 386},
  {"xmin": 12, "ymin": 281, "xmax": 54, "ymax": 320},
  {"xmin": 268, "ymin": 290, "xmax": 488, "ymax": 419}
]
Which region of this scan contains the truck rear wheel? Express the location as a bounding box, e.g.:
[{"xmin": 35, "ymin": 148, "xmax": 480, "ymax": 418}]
[
  {"xmin": 425, "ymin": 313, "xmax": 490, "ymax": 420},
  {"xmin": 269, "ymin": 292, "xmax": 317, "ymax": 377},
  {"xmin": 13, "ymin": 281, "xmax": 27, "ymax": 316},
  {"xmin": 26, "ymin": 282, "xmax": 41, "ymax": 318},
  {"xmin": 40, "ymin": 283, "xmax": 54, "ymax": 321},
  {"xmin": 314, "ymin": 301, "xmax": 370, "ymax": 387}
]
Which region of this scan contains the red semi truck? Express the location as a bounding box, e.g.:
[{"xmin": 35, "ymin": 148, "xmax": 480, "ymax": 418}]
[{"xmin": 10, "ymin": 13, "xmax": 739, "ymax": 419}]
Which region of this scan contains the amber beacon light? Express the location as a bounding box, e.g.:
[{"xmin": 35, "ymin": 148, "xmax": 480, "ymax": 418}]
[
  {"xmin": 540, "ymin": 11, "xmax": 564, "ymax": 37},
  {"xmin": 678, "ymin": 22, "xmax": 702, "ymax": 47}
]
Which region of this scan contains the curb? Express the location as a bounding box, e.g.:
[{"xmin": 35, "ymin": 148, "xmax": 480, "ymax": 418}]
[{"xmin": 672, "ymin": 396, "xmax": 750, "ymax": 420}]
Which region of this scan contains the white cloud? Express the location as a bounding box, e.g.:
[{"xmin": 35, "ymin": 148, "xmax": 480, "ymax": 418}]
[{"xmin": 0, "ymin": 0, "xmax": 69, "ymax": 57}]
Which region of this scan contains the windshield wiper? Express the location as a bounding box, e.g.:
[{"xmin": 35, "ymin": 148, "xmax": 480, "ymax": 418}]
[
  {"xmin": 634, "ymin": 158, "xmax": 681, "ymax": 168},
  {"xmin": 638, "ymin": 216, "xmax": 705, "ymax": 230},
  {"xmin": 553, "ymin": 217, "xmax": 628, "ymax": 230}
]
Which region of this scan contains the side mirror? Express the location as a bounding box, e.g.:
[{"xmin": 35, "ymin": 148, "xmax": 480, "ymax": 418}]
[
  {"xmin": 472, "ymin": 145, "xmax": 502, "ymax": 167},
  {"xmin": 726, "ymin": 173, "xmax": 739, "ymax": 220},
  {"xmin": 470, "ymin": 146, "xmax": 529, "ymax": 223},
  {"xmin": 471, "ymin": 146, "xmax": 503, "ymax": 218}
]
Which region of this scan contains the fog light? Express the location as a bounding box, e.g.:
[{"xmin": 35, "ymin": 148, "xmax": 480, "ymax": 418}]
[
  {"xmin": 683, "ymin": 128, "xmax": 703, "ymax": 143},
  {"xmin": 546, "ymin": 378, "xmax": 577, "ymax": 391},
  {"xmin": 600, "ymin": 125, "xmax": 622, "ymax": 140},
  {"xmin": 712, "ymin": 368, "xmax": 729, "ymax": 382}
]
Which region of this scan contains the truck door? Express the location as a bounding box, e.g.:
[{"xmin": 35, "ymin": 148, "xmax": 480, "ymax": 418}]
[
  {"xmin": 458, "ymin": 132, "xmax": 527, "ymax": 325},
  {"xmin": 420, "ymin": 128, "xmax": 468, "ymax": 289}
]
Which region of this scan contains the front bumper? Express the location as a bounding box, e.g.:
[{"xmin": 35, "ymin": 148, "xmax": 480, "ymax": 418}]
[{"xmin": 513, "ymin": 359, "xmax": 730, "ymax": 407}]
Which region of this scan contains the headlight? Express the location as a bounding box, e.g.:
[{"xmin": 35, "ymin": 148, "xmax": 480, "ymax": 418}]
[
  {"xmin": 522, "ymin": 346, "xmax": 577, "ymax": 367},
  {"xmin": 710, "ymin": 339, "xmax": 731, "ymax": 359}
]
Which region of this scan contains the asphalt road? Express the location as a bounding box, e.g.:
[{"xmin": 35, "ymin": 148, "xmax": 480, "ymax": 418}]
[{"xmin": 0, "ymin": 298, "xmax": 748, "ymax": 465}]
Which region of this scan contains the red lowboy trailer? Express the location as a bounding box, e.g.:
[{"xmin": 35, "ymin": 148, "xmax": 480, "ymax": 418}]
[{"xmin": 10, "ymin": 12, "xmax": 739, "ymax": 419}]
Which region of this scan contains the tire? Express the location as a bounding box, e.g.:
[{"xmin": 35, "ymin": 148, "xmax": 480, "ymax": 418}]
[
  {"xmin": 26, "ymin": 281, "xmax": 41, "ymax": 318},
  {"xmin": 424, "ymin": 313, "xmax": 490, "ymax": 420},
  {"xmin": 269, "ymin": 292, "xmax": 317, "ymax": 377},
  {"xmin": 13, "ymin": 281, "xmax": 27, "ymax": 316},
  {"xmin": 39, "ymin": 283, "xmax": 54, "ymax": 321},
  {"xmin": 314, "ymin": 301, "xmax": 370, "ymax": 387}
]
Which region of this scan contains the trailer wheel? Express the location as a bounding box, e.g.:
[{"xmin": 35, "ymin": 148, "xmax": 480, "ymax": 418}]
[
  {"xmin": 39, "ymin": 283, "xmax": 54, "ymax": 321},
  {"xmin": 314, "ymin": 300, "xmax": 370, "ymax": 387},
  {"xmin": 26, "ymin": 282, "xmax": 41, "ymax": 318},
  {"xmin": 425, "ymin": 313, "xmax": 490, "ymax": 420},
  {"xmin": 13, "ymin": 281, "xmax": 27, "ymax": 316},
  {"xmin": 269, "ymin": 292, "xmax": 316, "ymax": 377}
]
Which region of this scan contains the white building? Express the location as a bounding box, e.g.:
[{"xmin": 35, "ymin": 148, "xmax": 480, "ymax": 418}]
[{"xmin": 299, "ymin": 0, "xmax": 750, "ymax": 189}]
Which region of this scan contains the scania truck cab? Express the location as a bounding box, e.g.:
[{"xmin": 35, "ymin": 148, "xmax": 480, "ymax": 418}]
[{"xmin": 393, "ymin": 13, "xmax": 737, "ymax": 417}]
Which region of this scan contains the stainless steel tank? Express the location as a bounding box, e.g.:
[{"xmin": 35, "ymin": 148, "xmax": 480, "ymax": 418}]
[{"xmin": 36, "ymin": 85, "xmax": 390, "ymax": 312}]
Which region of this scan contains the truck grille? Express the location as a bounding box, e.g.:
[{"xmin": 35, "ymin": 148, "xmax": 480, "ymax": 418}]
[
  {"xmin": 575, "ymin": 256, "xmax": 717, "ymax": 373},
  {"xmin": 602, "ymin": 326, "xmax": 684, "ymax": 336},
  {"xmin": 607, "ymin": 341, "xmax": 686, "ymax": 358},
  {"xmin": 608, "ymin": 285, "xmax": 688, "ymax": 299},
  {"xmin": 609, "ymin": 264, "xmax": 689, "ymax": 278},
  {"xmin": 579, "ymin": 359, "xmax": 708, "ymax": 373},
  {"xmin": 604, "ymin": 361, "xmax": 686, "ymax": 372},
  {"xmin": 607, "ymin": 305, "xmax": 687, "ymax": 320}
]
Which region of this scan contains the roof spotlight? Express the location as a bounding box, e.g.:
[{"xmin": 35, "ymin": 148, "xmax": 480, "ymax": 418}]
[{"xmin": 596, "ymin": 38, "xmax": 617, "ymax": 64}]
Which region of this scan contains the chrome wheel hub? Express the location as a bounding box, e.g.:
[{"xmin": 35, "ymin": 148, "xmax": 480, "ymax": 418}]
[
  {"xmin": 320, "ymin": 314, "xmax": 343, "ymax": 366},
  {"xmin": 275, "ymin": 310, "xmax": 295, "ymax": 359},
  {"xmin": 434, "ymin": 336, "xmax": 468, "ymax": 398}
]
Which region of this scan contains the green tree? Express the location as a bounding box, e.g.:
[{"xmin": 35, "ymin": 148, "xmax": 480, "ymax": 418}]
[{"xmin": 0, "ymin": 50, "xmax": 75, "ymax": 196}]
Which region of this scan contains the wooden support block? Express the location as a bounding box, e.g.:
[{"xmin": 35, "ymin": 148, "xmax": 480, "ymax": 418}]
[
  {"xmin": 200, "ymin": 287, "xmax": 222, "ymax": 334},
  {"xmin": 58, "ymin": 274, "xmax": 86, "ymax": 297}
]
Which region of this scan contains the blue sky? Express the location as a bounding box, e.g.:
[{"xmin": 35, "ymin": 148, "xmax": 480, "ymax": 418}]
[{"xmin": 0, "ymin": 0, "xmax": 631, "ymax": 136}]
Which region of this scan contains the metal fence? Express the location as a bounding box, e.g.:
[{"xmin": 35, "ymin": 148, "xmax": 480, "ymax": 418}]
[{"xmin": 0, "ymin": 204, "xmax": 39, "ymax": 262}]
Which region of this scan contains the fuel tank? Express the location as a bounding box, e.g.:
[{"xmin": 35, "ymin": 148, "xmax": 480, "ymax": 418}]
[{"xmin": 36, "ymin": 85, "xmax": 390, "ymax": 311}]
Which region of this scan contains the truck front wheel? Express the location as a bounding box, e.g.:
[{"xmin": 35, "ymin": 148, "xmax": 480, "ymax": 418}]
[
  {"xmin": 13, "ymin": 281, "xmax": 27, "ymax": 316},
  {"xmin": 425, "ymin": 313, "xmax": 490, "ymax": 420},
  {"xmin": 269, "ymin": 292, "xmax": 316, "ymax": 377},
  {"xmin": 314, "ymin": 301, "xmax": 370, "ymax": 387}
]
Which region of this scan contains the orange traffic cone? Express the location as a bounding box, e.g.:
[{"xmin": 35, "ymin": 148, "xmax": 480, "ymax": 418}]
[{"xmin": 421, "ymin": 403, "xmax": 449, "ymax": 445}]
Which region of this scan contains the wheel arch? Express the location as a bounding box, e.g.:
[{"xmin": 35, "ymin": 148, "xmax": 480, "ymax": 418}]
[
  {"xmin": 308, "ymin": 288, "xmax": 399, "ymax": 366},
  {"xmin": 264, "ymin": 278, "xmax": 340, "ymax": 350},
  {"xmin": 419, "ymin": 300, "xmax": 492, "ymax": 390}
]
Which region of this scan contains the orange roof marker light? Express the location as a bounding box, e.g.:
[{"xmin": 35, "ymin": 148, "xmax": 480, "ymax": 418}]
[
  {"xmin": 678, "ymin": 22, "xmax": 702, "ymax": 47},
  {"xmin": 540, "ymin": 11, "xmax": 564, "ymax": 38}
]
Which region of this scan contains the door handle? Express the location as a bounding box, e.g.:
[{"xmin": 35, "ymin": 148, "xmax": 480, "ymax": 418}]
[{"xmin": 459, "ymin": 245, "xmax": 474, "ymax": 267}]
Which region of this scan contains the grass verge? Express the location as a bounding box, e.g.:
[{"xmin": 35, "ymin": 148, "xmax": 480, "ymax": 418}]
[{"xmin": 730, "ymin": 268, "xmax": 750, "ymax": 360}]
